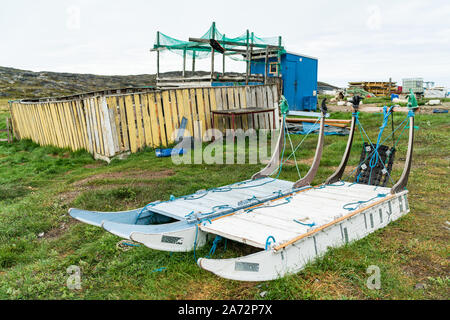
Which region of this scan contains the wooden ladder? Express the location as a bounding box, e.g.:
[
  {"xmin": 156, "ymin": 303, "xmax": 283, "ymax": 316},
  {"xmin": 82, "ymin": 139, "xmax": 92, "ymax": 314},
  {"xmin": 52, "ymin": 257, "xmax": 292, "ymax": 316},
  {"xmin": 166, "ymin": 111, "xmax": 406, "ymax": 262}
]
[{"xmin": 0, "ymin": 118, "xmax": 13, "ymax": 143}]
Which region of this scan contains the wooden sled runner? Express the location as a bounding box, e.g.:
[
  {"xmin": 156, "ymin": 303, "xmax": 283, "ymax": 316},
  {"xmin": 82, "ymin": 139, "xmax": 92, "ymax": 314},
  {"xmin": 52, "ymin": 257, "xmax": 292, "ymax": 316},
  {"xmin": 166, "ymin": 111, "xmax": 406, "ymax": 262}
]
[
  {"xmin": 198, "ymin": 94, "xmax": 418, "ymax": 281},
  {"xmin": 69, "ymin": 100, "xmax": 328, "ymax": 252}
]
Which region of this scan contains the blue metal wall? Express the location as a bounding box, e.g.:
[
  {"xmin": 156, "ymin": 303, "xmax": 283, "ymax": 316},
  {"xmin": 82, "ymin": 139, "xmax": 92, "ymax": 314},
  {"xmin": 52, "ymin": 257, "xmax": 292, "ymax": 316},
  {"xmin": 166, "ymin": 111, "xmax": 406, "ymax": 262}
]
[{"xmin": 250, "ymin": 52, "xmax": 318, "ymax": 111}]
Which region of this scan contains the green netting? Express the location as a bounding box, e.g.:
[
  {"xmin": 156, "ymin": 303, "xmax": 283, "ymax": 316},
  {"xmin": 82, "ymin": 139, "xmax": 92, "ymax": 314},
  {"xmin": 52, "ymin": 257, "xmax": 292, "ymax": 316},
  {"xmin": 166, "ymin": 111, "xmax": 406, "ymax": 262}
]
[{"xmin": 154, "ymin": 22, "xmax": 284, "ymax": 61}]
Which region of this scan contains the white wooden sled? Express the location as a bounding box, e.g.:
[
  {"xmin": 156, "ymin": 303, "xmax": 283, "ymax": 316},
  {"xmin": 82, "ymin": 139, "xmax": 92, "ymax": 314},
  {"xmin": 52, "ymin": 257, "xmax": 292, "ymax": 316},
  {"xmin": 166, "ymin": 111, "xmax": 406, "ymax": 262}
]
[
  {"xmin": 197, "ymin": 96, "xmax": 418, "ymax": 281},
  {"xmin": 198, "ymin": 183, "xmax": 409, "ymax": 281}
]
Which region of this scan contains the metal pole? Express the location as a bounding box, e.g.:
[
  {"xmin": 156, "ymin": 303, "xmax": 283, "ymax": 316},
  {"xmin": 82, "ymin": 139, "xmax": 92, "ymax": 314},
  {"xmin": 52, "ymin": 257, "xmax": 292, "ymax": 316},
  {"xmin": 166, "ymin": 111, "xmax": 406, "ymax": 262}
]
[
  {"xmin": 210, "ymin": 22, "xmax": 216, "ymax": 80},
  {"xmin": 156, "ymin": 31, "xmax": 161, "ymax": 80},
  {"xmin": 264, "ymin": 46, "xmax": 268, "ymax": 85},
  {"xmin": 182, "ymin": 48, "xmax": 186, "ymax": 77},
  {"xmin": 277, "ymin": 36, "xmax": 282, "ymax": 78},
  {"xmin": 245, "ymin": 30, "xmax": 250, "ymax": 85},
  {"xmin": 222, "ymin": 34, "xmax": 226, "ymax": 76}
]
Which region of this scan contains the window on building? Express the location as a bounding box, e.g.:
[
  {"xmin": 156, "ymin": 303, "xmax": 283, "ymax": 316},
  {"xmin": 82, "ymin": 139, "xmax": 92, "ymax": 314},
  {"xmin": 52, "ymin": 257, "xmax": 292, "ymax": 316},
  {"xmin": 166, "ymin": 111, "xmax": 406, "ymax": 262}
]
[{"xmin": 269, "ymin": 62, "xmax": 278, "ymax": 75}]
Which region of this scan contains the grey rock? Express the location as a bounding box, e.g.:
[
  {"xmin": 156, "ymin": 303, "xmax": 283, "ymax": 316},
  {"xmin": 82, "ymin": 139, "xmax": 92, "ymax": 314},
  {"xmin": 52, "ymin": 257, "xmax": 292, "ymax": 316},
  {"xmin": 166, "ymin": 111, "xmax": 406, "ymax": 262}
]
[{"xmin": 414, "ymin": 283, "xmax": 427, "ymax": 290}]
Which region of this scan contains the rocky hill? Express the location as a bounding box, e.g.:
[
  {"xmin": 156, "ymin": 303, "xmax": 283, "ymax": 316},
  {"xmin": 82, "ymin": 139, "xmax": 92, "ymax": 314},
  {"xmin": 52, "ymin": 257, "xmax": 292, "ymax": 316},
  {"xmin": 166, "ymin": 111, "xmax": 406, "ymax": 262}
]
[
  {"xmin": 0, "ymin": 67, "xmax": 234, "ymax": 99},
  {"xmin": 0, "ymin": 66, "xmax": 158, "ymax": 99},
  {"xmin": 1, "ymin": 66, "xmax": 337, "ymax": 100}
]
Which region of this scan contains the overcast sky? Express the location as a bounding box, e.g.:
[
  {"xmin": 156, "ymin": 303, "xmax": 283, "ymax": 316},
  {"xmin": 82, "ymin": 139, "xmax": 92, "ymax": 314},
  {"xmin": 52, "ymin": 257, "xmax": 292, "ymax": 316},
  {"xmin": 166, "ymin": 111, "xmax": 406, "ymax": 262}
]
[{"xmin": 1, "ymin": 0, "xmax": 449, "ymax": 88}]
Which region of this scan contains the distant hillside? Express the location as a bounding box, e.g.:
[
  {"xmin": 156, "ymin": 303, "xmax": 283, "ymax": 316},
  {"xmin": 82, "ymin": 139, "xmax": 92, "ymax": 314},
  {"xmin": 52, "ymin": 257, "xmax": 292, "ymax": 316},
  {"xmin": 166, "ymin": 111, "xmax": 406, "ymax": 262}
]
[
  {"xmin": 0, "ymin": 67, "xmax": 232, "ymax": 99},
  {"xmin": 0, "ymin": 66, "xmax": 339, "ymax": 99},
  {"xmin": 318, "ymin": 81, "xmax": 341, "ymax": 91}
]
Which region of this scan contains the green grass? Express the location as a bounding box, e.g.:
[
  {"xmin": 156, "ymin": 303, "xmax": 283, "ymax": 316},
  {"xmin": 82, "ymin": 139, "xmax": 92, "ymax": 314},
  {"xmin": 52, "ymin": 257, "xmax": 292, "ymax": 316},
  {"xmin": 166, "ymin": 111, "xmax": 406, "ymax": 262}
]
[
  {"xmin": 0, "ymin": 110, "xmax": 448, "ymax": 299},
  {"xmin": 0, "ymin": 99, "xmax": 11, "ymax": 112}
]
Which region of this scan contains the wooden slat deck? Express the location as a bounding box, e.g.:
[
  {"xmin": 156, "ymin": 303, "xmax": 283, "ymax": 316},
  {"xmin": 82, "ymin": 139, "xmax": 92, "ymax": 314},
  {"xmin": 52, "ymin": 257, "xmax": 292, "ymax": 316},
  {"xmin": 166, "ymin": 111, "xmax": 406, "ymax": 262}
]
[
  {"xmin": 149, "ymin": 178, "xmax": 294, "ymax": 221},
  {"xmin": 200, "ymin": 182, "xmax": 392, "ymax": 249}
]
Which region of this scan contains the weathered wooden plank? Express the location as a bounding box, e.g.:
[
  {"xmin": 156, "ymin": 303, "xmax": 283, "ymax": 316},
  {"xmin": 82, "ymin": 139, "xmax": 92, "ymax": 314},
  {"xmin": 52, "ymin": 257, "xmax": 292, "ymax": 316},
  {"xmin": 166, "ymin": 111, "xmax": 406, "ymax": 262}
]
[
  {"xmin": 221, "ymin": 87, "xmax": 231, "ymax": 130},
  {"xmin": 246, "ymin": 87, "xmax": 257, "ymax": 129},
  {"xmin": 266, "ymin": 86, "xmax": 274, "ymax": 129},
  {"xmin": 82, "ymin": 99, "xmax": 94, "ymax": 154},
  {"xmin": 106, "ymin": 96, "xmax": 120, "ymax": 153},
  {"xmin": 169, "ymin": 90, "xmax": 180, "ymax": 129},
  {"xmin": 134, "ymin": 94, "xmax": 145, "ymax": 150},
  {"xmin": 214, "ymin": 88, "xmax": 224, "ymax": 132},
  {"xmin": 69, "ymin": 101, "xmax": 83, "ymax": 150},
  {"xmin": 41, "ymin": 103, "xmax": 55, "ymax": 146},
  {"xmin": 37, "ymin": 105, "xmax": 47, "ymax": 145},
  {"xmin": 239, "ymin": 86, "xmax": 249, "ymax": 130},
  {"xmin": 155, "ymin": 92, "xmax": 168, "ymax": 147},
  {"xmin": 89, "ymin": 98, "xmax": 101, "ymax": 154},
  {"xmin": 31, "ymin": 105, "xmax": 42, "ymax": 145},
  {"xmin": 140, "ymin": 94, "xmax": 153, "ymax": 147},
  {"xmin": 162, "ymin": 91, "xmax": 175, "ymax": 144},
  {"xmin": 93, "ymin": 98, "xmax": 105, "ymax": 155},
  {"xmin": 31, "ymin": 105, "xmax": 43, "ymax": 145},
  {"xmin": 124, "ymin": 95, "xmax": 138, "ymax": 153},
  {"xmin": 272, "ymin": 85, "xmax": 280, "ymax": 129},
  {"xmin": 77, "ymin": 100, "xmax": 91, "ymax": 152},
  {"xmin": 18, "ymin": 104, "xmax": 29, "ymax": 139},
  {"xmin": 189, "ymin": 88, "xmax": 201, "ymax": 140},
  {"xmin": 100, "ymin": 96, "xmax": 116, "ymax": 156},
  {"xmin": 48, "ymin": 103, "xmax": 62, "ymax": 147},
  {"xmin": 56, "ymin": 102, "xmax": 70, "ymax": 148},
  {"xmin": 195, "ymin": 88, "xmax": 208, "ymax": 141},
  {"xmin": 182, "ymin": 89, "xmax": 194, "ymax": 139},
  {"xmin": 38, "ymin": 104, "xmax": 50, "ymax": 146},
  {"xmin": 147, "ymin": 92, "xmax": 161, "ymax": 147},
  {"xmin": 257, "ymin": 86, "xmax": 269, "ymax": 130},
  {"xmin": 233, "ymin": 87, "xmax": 244, "ymax": 130},
  {"xmin": 202, "ymin": 88, "xmax": 212, "ymax": 141},
  {"xmin": 175, "ymin": 89, "xmax": 186, "ymax": 138},
  {"xmin": 46, "ymin": 103, "xmax": 58, "ymax": 146},
  {"xmin": 16, "ymin": 104, "xmax": 26, "ymax": 139},
  {"xmin": 63, "ymin": 101, "xmax": 77, "ymax": 150},
  {"xmin": 118, "ymin": 96, "xmax": 130, "ymax": 151}
]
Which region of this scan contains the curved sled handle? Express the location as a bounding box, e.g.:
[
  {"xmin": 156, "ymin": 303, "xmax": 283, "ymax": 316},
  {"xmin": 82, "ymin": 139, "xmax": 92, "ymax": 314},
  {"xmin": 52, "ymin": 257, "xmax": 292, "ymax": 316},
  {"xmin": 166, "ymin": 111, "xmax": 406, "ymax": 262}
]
[
  {"xmin": 293, "ymin": 99, "xmax": 328, "ymax": 189},
  {"xmin": 251, "ymin": 114, "xmax": 285, "ymax": 180},
  {"xmin": 325, "ymin": 96, "xmax": 361, "ymax": 184},
  {"xmin": 391, "ymin": 113, "xmax": 415, "ymax": 194}
]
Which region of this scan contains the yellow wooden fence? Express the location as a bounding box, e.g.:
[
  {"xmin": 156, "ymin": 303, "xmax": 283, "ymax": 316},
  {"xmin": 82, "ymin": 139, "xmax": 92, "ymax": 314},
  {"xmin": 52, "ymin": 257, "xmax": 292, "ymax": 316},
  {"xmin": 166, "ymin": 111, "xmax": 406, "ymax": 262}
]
[{"xmin": 9, "ymin": 84, "xmax": 279, "ymax": 160}]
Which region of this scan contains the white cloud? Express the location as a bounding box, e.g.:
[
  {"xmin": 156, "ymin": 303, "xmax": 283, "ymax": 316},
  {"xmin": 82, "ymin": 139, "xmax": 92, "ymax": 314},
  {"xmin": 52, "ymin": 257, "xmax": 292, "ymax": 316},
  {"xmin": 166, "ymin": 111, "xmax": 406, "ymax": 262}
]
[{"xmin": 0, "ymin": 0, "xmax": 449, "ymax": 88}]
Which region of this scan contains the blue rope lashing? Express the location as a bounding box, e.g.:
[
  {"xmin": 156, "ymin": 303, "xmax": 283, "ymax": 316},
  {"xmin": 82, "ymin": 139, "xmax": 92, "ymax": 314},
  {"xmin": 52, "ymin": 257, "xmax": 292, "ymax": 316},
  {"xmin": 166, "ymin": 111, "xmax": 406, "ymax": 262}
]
[
  {"xmin": 135, "ymin": 202, "xmax": 157, "ymax": 224},
  {"xmin": 206, "ymin": 235, "xmax": 223, "ymax": 258},
  {"xmin": 121, "ymin": 241, "xmax": 140, "ymax": 247},
  {"xmin": 343, "ymin": 193, "xmax": 387, "ymax": 211},
  {"xmin": 151, "ymin": 267, "xmax": 167, "ymax": 273},
  {"xmin": 293, "ymin": 219, "xmax": 316, "ymax": 228},
  {"xmin": 201, "ymin": 218, "xmax": 212, "ymax": 226},
  {"xmin": 246, "ymin": 196, "xmax": 292, "ymax": 213},
  {"xmin": 408, "ymin": 110, "xmax": 415, "ymax": 118},
  {"xmin": 265, "ymin": 236, "xmax": 276, "ymax": 250},
  {"xmin": 193, "ymin": 224, "xmax": 199, "ymax": 262},
  {"xmin": 368, "ymin": 106, "xmax": 393, "ymax": 185},
  {"xmin": 184, "ymin": 211, "xmax": 195, "ymax": 219}
]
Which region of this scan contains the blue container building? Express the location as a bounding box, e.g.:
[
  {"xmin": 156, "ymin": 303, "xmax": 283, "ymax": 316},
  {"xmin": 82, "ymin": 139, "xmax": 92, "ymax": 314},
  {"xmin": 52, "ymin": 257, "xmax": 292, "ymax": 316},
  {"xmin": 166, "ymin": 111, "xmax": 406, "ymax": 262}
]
[{"xmin": 250, "ymin": 52, "xmax": 318, "ymax": 111}]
